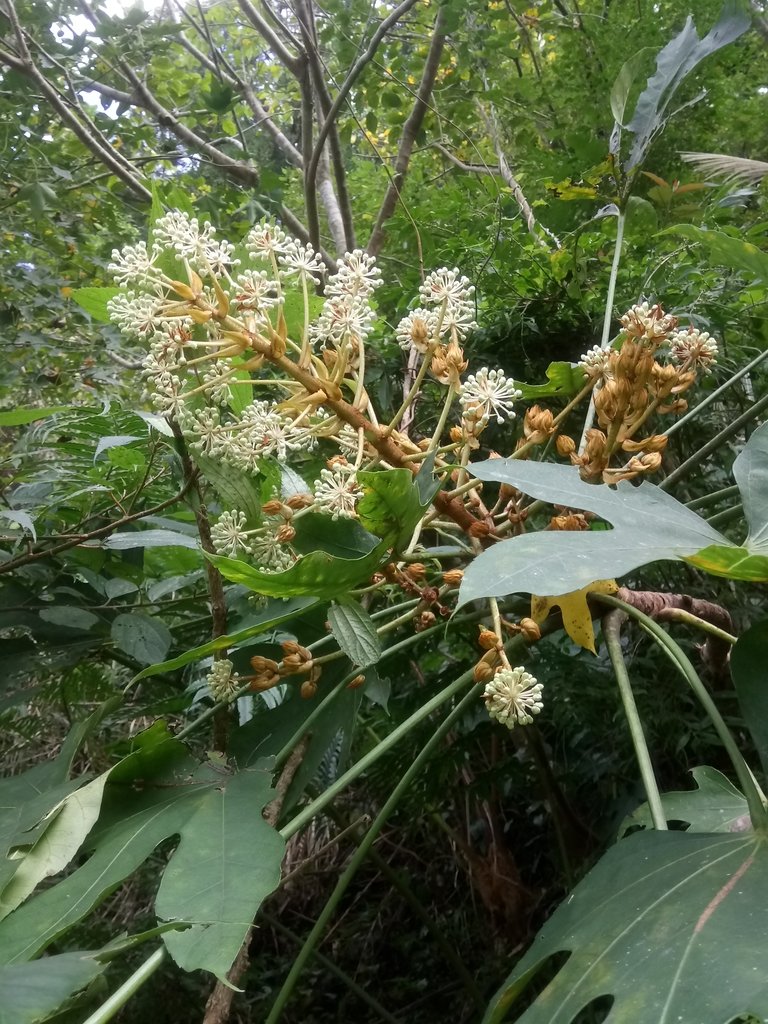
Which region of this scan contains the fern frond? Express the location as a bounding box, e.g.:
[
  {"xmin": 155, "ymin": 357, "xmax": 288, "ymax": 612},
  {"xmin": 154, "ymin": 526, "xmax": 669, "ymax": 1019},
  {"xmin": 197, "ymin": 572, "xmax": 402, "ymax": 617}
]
[{"xmin": 680, "ymin": 152, "xmax": 768, "ymax": 184}]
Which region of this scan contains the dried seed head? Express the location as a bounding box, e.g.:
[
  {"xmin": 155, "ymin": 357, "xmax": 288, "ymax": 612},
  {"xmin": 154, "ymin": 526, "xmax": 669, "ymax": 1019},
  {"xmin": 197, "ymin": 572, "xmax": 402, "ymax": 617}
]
[
  {"xmin": 468, "ymin": 520, "xmax": 490, "ymax": 538},
  {"xmin": 275, "ymin": 524, "xmax": 296, "ymax": 543},
  {"xmin": 261, "ymin": 499, "xmax": 285, "ymax": 515},
  {"xmin": 414, "ymin": 610, "xmax": 437, "ymax": 632}
]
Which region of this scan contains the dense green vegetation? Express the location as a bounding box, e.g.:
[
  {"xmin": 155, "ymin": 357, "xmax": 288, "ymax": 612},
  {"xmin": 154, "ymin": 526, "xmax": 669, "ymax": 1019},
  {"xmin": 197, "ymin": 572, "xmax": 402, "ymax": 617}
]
[{"xmin": 2, "ymin": 1, "xmax": 768, "ymax": 1022}]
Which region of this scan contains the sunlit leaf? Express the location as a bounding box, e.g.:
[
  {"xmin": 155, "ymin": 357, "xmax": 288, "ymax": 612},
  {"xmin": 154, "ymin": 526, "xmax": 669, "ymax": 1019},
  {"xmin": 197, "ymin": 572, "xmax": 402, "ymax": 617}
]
[{"xmin": 531, "ymin": 579, "xmax": 617, "ymax": 654}]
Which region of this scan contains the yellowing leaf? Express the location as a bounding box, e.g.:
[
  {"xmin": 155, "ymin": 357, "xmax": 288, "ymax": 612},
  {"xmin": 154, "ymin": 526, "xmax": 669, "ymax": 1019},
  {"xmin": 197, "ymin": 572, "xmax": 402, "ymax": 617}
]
[
  {"xmin": 60, "ymin": 286, "xmax": 73, "ymax": 298},
  {"xmin": 531, "ymin": 579, "xmax": 618, "ymax": 654}
]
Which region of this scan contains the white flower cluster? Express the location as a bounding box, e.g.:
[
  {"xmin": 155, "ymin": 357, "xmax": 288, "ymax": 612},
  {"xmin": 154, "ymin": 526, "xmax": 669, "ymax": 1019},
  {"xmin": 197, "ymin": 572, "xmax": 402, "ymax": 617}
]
[
  {"xmin": 459, "ymin": 367, "xmax": 521, "ymax": 425},
  {"xmin": 483, "ymin": 666, "xmax": 543, "ymax": 727},
  {"xmin": 206, "ymin": 658, "xmax": 239, "ymax": 702},
  {"xmin": 668, "ymin": 327, "xmax": 718, "ymax": 372},
  {"xmin": 397, "ymin": 268, "xmax": 476, "ymax": 354},
  {"xmin": 312, "ymin": 248, "xmax": 382, "ymax": 348},
  {"xmin": 210, "ymin": 508, "xmax": 295, "ymax": 572},
  {"xmin": 578, "ymin": 343, "xmax": 612, "ymax": 377},
  {"xmin": 313, "ymin": 463, "xmax": 363, "ymax": 520}
]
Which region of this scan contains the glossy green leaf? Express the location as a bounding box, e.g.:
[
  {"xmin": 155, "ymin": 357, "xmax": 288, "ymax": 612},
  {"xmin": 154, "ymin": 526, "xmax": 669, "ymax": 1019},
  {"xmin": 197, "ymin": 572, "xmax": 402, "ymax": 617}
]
[
  {"xmin": 157, "ymin": 761, "xmax": 285, "ymax": 980},
  {"xmin": 460, "ymin": 461, "xmax": 727, "ymax": 601},
  {"xmin": 0, "ymin": 951, "xmax": 106, "ymax": 1024},
  {"xmin": 624, "ymin": 767, "xmax": 749, "ymax": 835},
  {"xmin": 731, "ymin": 619, "xmax": 768, "ymax": 778},
  {"xmin": 661, "ymin": 224, "xmax": 768, "ymax": 283},
  {"xmin": 683, "ymin": 544, "xmax": 768, "ymax": 581},
  {"xmin": 130, "ymin": 597, "xmax": 317, "ymax": 681},
  {"xmin": 71, "ymin": 287, "xmax": 120, "ymax": 322},
  {"xmin": 328, "ymin": 601, "xmax": 382, "ymax": 668},
  {"xmin": 357, "ymin": 468, "xmax": 434, "ymax": 550},
  {"xmin": 515, "ymin": 362, "xmax": 586, "ymax": 400},
  {"xmin": 206, "ymin": 539, "xmax": 387, "ymax": 599},
  {"xmin": 484, "ymin": 830, "xmax": 768, "ymax": 1024}
]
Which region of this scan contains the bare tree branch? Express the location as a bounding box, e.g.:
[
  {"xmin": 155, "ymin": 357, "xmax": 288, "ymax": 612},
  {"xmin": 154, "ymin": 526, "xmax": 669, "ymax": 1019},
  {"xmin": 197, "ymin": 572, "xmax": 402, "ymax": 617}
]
[
  {"xmin": 367, "ymin": 7, "xmax": 446, "ymax": 258},
  {"xmin": 434, "ymin": 143, "xmax": 499, "ymax": 175},
  {"xmin": 305, "ymin": 0, "xmax": 420, "ymax": 226},
  {"xmin": 478, "ymin": 104, "xmax": 560, "ymax": 249},
  {"xmin": 236, "ymin": 0, "xmax": 303, "ymax": 75}
]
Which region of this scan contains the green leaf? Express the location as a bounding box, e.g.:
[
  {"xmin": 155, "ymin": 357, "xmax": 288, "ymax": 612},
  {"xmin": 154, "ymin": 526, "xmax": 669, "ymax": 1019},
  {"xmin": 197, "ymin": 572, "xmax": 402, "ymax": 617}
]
[
  {"xmin": 39, "ymin": 607, "xmax": 100, "ymax": 631},
  {"xmin": 157, "ymin": 762, "xmax": 285, "ymax": 980},
  {"xmin": 206, "ymin": 540, "xmax": 388, "ymax": 599},
  {"xmin": 228, "ymin": 356, "xmax": 253, "ymax": 415},
  {"xmin": 460, "ymin": 461, "xmax": 727, "ymax": 602},
  {"xmin": 683, "ymin": 544, "xmax": 768, "ymax": 581},
  {"xmin": 731, "ymin": 619, "xmax": 768, "ymax": 778},
  {"xmin": 130, "ymin": 597, "xmax": 317, "ymax": 681},
  {"xmin": 111, "ymin": 613, "xmax": 172, "ymax": 665},
  {"xmin": 733, "ymin": 420, "xmax": 768, "ymax": 550},
  {"xmin": 610, "ymin": 47, "xmax": 655, "ymax": 126},
  {"xmin": 625, "ymin": 4, "xmax": 750, "ymax": 170},
  {"xmin": 511, "ymin": 362, "xmax": 585, "ymax": 401},
  {"xmin": 292, "ymin": 513, "xmax": 381, "ymax": 560},
  {"xmin": 102, "ymin": 529, "xmax": 201, "ymax": 551},
  {"xmin": 0, "ymin": 951, "xmax": 106, "ymax": 1024},
  {"xmin": 0, "ymin": 407, "xmax": 67, "ymax": 427},
  {"xmin": 327, "ymin": 601, "xmax": 382, "ymax": 668},
  {"xmin": 484, "ymin": 830, "xmax": 768, "ymax": 1024},
  {"xmin": 363, "ymin": 667, "xmax": 391, "ymax": 713},
  {"xmin": 0, "ymin": 509, "xmax": 35, "ymax": 541},
  {"xmin": 661, "ymin": 224, "xmax": 768, "ymax": 283},
  {"xmin": 196, "ymin": 453, "xmax": 264, "ymax": 529},
  {"xmin": 0, "ymin": 773, "xmax": 110, "ymax": 921},
  {"xmin": 71, "ymin": 287, "xmax": 120, "ymax": 322},
  {"xmin": 624, "ymin": 766, "xmax": 749, "ymax": 835},
  {"xmin": 357, "ymin": 468, "xmax": 433, "ymax": 550}
]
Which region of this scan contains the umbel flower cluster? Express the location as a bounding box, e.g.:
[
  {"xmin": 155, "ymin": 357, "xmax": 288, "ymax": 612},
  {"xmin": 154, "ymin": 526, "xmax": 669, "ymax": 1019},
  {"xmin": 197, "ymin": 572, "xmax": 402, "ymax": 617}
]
[{"xmin": 107, "ymin": 211, "xmax": 512, "ymax": 575}]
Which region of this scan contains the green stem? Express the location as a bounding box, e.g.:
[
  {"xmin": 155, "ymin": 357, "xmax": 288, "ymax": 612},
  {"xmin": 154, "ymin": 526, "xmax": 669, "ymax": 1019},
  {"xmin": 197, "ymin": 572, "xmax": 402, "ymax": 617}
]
[
  {"xmin": 602, "ymin": 611, "xmax": 667, "ymax": 831},
  {"xmin": 267, "ymin": 683, "xmax": 481, "ymax": 1023},
  {"xmin": 685, "ymin": 484, "xmax": 740, "ymax": 511},
  {"xmin": 596, "ymin": 594, "xmax": 768, "ymax": 829},
  {"xmin": 665, "ymin": 348, "xmax": 768, "ymax": 439},
  {"xmin": 706, "ymin": 504, "xmax": 744, "ymax": 529},
  {"xmin": 578, "ymin": 207, "xmax": 626, "ymax": 453},
  {"xmin": 81, "ymin": 948, "xmax": 165, "ymax": 1024},
  {"xmin": 660, "ymin": 392, "xmax": 768, "ymax": 492},
  {"xmin": 260, "ymin": 913, "xmax": 401, "ymax": 1024}
]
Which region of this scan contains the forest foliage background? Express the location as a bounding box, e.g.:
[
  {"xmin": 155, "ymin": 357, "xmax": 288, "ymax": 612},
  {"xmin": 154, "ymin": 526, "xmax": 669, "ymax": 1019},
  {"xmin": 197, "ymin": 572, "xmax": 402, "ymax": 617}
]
[{"xmin": 2, "ymin": 0, "xmax": 768, "ymax": 1022}]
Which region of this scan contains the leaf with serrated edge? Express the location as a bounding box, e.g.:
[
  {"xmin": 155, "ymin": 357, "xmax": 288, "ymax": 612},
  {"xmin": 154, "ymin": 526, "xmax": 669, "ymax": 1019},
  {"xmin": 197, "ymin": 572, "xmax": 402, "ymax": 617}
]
[{"xmin": 327, "ymin": 601, "xmax": 382, "ymax": 668}]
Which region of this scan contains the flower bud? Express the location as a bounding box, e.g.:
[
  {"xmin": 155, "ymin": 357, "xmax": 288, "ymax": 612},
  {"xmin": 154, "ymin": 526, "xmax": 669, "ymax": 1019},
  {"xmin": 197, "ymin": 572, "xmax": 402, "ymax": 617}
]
[
  {"xmin": 275, "ymin": 524, "xmax": 296, "ymax": 543},
  {"xmin": 347, "ymin": 674, "xmax": 366, "ymax": 690},
  {"xmin": 405, "ymin": 563, "xmax": 426, "ymax": 581},
  {"xmin": 414, "ymin": 610, "xmax": 436, "ymax": 632},
  {"xmin": 473, "ymin": 660, "xmax": 496, "ymax": 684},
  {"xmin": 478, "ymin": 628, "xmax": 501, "ymax": 651},
  {"xmin": 262, "ymin": 499, "xmax": 284, "ymax": 515},
  {"xmin": 519, "ymin": 618, "xmax": 542, "ymax": 643},
  {"xmin": 286, "ymin": 493, "xmax": 314, "ymax": 510},
  {"xmin": 442, "ymin": 569, "xmax": 464, "ymax": 586},
  {"xmin": 250, "ymin": 656, "xmax": 279, "ymax": 674},
  {"xmin": 555, "ymin": 434, "xmax": 576, "ymax": 457},
  {"xmin": 300, "ymin": 679, "xmax": 318, "ymax": 699}
]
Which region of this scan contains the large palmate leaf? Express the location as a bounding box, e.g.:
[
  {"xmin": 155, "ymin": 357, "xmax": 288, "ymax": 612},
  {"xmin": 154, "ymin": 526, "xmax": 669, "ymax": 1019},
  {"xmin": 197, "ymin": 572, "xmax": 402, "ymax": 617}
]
[
  {"xmin": 156, "ymin": 763, "xmax": 284, "ymax": 978},
  {"xmin": 515, "ymin": 362, "xmax": 586, "ymax": 401},
  {"xmin": 460, "ymin": 461, "xmax": 727, "ymax": 602},
  {"xmin": 0, "ymin": 724, "xmax": 285, "ymax": 981},
  {"xmin": 732, "ymin": 421, "xmax": 768, "ymax": 550},
  {"xmin": 624, "ymin": 766, "xmax": 749, "ymax": 835},
  {"xmin": 0, "ymin": 951, "xmax": 106, "ymax": 1024},
  {"xmin": 623, "ymin": 3, "xmax": 750, "ymax": 170},
  {"xmin": 730, "ymin": 618, "xmax": 768, "ymax": 778},
  {"xmin": 484, "ymin": 829, "xmax": 768, "ymax": 1024}
]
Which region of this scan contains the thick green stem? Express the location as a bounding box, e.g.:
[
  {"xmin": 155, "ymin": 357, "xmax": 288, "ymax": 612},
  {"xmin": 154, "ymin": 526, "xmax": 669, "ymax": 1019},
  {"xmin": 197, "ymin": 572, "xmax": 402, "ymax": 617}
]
[
  {"xmin": 665, "ymin": 348, "xmax": 768, "ymax": 439},
  {"xmin": 602, "ymin": 611, "xmax": 667, "ymax": 831},
  {"xmin": 81, "ymin": 948, "xmax": 165, "ymax": 1024},
  {"xmin": 596, "ymin": 594, "xmax": 768, "ymax": 830},
  {"xmin": 267, "ymin": 682, "xmax": 481, "ymax": 1023}
]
